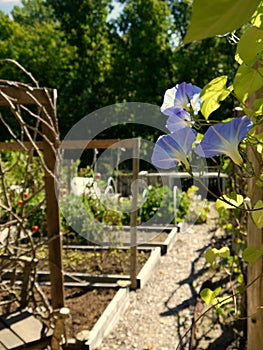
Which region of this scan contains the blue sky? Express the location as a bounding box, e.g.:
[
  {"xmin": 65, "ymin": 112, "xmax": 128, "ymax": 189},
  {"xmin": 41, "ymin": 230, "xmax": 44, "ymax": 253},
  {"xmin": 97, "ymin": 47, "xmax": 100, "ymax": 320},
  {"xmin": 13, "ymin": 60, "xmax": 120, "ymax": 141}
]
[
  {"xmin": 0, "ymin": 0, "xmax": 21, "ymax": 14},
  {"xmin": 0, "ymin": 0, "xmax": 123, "ymax": 18}
]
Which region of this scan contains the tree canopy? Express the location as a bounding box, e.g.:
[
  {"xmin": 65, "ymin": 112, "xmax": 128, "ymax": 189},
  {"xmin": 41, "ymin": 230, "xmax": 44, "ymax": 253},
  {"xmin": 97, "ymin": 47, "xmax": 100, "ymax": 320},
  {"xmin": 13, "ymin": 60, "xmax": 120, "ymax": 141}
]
[{"xmin": 0, "ymin": 0, "xmax": 239, "ymax": 139}]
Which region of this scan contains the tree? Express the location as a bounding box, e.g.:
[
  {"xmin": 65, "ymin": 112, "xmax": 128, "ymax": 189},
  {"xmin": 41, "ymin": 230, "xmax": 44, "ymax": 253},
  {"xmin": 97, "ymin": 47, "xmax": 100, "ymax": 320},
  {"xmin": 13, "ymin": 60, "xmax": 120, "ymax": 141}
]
[
  {"xmin": 46, "ymin": 0, "xmax": 112, "ymax": 135},
  {"xmin": 107, "ymin": 0, "xmax": 175, "ymax": 105},
  {"xmin": 102, "ymin": 0, "xmax": 175, "ymax": 140},
  {"xmin": 0, "ymin": 0, "xmax": 246, "ymax": 141},
  {"xmin": 0, "ymin": 1, "xmax": 78, "ymax": 137}
]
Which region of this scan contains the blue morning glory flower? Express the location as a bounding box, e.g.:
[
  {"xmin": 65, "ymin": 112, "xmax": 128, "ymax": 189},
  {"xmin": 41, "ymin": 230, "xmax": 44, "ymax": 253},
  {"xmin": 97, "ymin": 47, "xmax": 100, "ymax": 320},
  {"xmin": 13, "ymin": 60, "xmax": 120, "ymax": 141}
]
[
  {"xmin": 166, "ymin": 109, "xmax": 194, "ymax": 132},
  {"xmin": 194, "ymin": 116, "xmax": 253, "ymax": 166},
  {"xmin": 152, "ymin": 126, "xmax": 197, "ymax": 170},
  {"xmin": 161, "ymin": 82, "xmax": 202, "ymax": 118}
]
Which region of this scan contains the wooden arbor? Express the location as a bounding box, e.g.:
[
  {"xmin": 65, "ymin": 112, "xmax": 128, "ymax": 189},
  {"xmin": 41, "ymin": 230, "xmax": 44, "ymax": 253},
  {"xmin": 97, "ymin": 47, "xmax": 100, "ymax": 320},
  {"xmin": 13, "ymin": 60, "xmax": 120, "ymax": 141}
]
[
  {"xmin": 0, "ymin": 81, "xmax": 64, "ymax": 310},
  {"xmin": 59, "ymin": 137, "xmax": 141, "ymax": 289}
]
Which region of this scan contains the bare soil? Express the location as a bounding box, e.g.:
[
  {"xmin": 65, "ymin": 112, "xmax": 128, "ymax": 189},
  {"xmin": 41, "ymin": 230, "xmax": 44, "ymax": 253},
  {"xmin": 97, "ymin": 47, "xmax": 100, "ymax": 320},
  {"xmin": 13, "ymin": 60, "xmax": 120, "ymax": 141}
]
[
  {"xmin": 36, "ymin": 247, "xmax": 152, "ymax": 339},
  {"xmin": 0, "ymin": 246, "xmax": 153, "ymax": 341},
  {"xmin": 39, "ymin": 285, "xmax": 117, "ymax": 339}
]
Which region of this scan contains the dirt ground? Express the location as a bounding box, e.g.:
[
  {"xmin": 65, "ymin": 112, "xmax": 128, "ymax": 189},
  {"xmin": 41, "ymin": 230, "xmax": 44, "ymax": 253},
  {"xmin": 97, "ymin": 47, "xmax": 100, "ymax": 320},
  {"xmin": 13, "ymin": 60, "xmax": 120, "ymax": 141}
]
[{"xmin": 36, "ymin": 247, "xmax": 152, "ymax": 339}]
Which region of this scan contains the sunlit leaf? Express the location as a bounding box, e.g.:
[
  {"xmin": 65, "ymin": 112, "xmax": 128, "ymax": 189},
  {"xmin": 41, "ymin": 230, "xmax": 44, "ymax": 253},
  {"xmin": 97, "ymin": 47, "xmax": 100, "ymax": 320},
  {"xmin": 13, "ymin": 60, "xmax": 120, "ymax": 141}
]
[
  {"xmin": 237, "ymin": 273, "xmax": 244, "ymax": 284},
  {"xmin": 216, "ymin": 193, "xmax": 244, "ymax": 210},
  {"xmin": 218, "ymin": 247, "xmax": 230, "ymax": 258},
  {"xmin": 251, "ymin": 1, "xmax": 263, "ymax": 28},
  {"xmin": 234, "ymin": 62, "xmax": 263, "ymax": 103},
  {"xmin": 200, "ymin": 76, "xmax": 232, "ymax": 119},
  {"xmin": 237, "ymin": 26, "xmax": 263, "ymax": 65},
  {"xmin": 257, "ymin": 144, "xmax": 263, "ymax": 154},
  {"xmin": 251, "ymin": 200, "xmax": 263, "ymax": 228},
  {"xmin": 253, "ymin": 98, "xmax": 263, "ymax": 115},
  {"xmin": 256, "ymin": 173, "xmax": 263, "ymax": 187},
  {"xmin": 242, "ymin": 246, "xmax": 263, "ymax": 264},
  {"xmin": 184, "ymin": 0, "xmax": 261, "ymax": 43},
  {"xmin": 216, "ymin": 296, "xmax": 232, "ymax": 309},
  {"xmin": 200, "ymin": 287, "xmax": 221, "ymax": 305},
  {"xmin": 235, "ymin": 52, "xmax": 243, "ymax": 65},
  {"xmin": 205, "ymin": 248, "xmax": 218, "ymax": 264}
]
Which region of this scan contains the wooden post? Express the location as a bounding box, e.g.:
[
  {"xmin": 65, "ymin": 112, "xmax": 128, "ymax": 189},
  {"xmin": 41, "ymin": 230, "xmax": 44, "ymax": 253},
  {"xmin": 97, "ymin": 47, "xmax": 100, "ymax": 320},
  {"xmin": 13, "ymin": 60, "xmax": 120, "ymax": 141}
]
[
  {"xmin": 247, "ymin": 125, "xmax": 263, "ymax": 349},
  {"xmin": 41, "ymin": 89, "xmax": 65, "ymax": 310},
  {"xmin": 20, "ymin": 257, "xmax": 38, "ymax": 309},
  {"xmin": 130, "ymin": 138, "xmax": 140, "ymax": 290},
  {"xmin": 247, "ymin": 90, "xmax": 263, "ymax": 350}
]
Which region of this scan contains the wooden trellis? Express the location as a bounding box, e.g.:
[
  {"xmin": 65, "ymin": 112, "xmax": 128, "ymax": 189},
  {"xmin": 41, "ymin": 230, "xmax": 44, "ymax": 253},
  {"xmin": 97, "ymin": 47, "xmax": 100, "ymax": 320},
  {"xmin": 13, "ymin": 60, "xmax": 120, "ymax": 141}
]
[
  {"xmin": 0, "ymin": 74, "xmax": 141, "ymax": 348},
  {"xmin": 0, "ymin": 80, "xmax": 64, "ymax": 312},
  {"xmin": 0, "ymin": 85, "xmax": 141, "ymax": 298}
]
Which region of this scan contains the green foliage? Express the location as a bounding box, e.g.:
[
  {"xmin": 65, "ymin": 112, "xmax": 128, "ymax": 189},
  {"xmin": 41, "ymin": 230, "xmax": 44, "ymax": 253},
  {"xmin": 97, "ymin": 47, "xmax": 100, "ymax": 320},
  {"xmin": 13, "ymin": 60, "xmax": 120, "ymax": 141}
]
[
  {"xmin": 233, "ymin": 62, "xmax": 263, "ymax": 106},
  {"xmin": 215, "ymin": 193, "xmax": 244, "ymax": 210},
  {"xmin": 177, "ymin": 185, "xmax": 210, "ymax": 224},
  {"xmin": 205, "ymin": 247, "xmax": 230, "ymax": 267},
  {"xmin": 0, "ymin": 150, "xmax": 46, "ymax": 235},
  {"xmin": 0, "ymin": 5, "xmax": 75, "ymax": 88},
  {"xmin": 119, "ymin": 183, "xmax": 210, "ymax": 226},
  {"xmin": 236, "ymin": 26, "xmax": 263, "ymax": 66},
  {"xmin": 106, "ymin": 0, "xmax": 174, "ymax": 111},
  {"xmin": 200, "ymin": 286, "xmax": 221, "ymax": 306},
  {"xmin": 117, "ymin": 184, "xmax": 174, "ymax": 226},
  {"xmin": 0, "ymin": 0, "xmax": 241, "ymax": 139},
  {"xmin": 251, "ymin": 200, "xmax": 263, "ymax": 228},
  {"xmin": 138, "ymin": 184, "xmax": 174, "ymax": 225},
  {"xmin": 186, "ymin": 0, "xmax": 263, "ymax": 120},
  {"xmin": 184, "ymin": 0, "xmax": 261, "ymax": 43},
  {"xmin": 200, "ymin": 287, "xmax": 232, "ymax": 316},
  {"xmin": 200, "ymin": 76, "xmax": 232, "ymax": 119},
  {"xmin": 60, "ymin": 189, "xmax": 123, "ymax": 244},
  {"xmin": 242, "ymin": 245, "xmax": 263, "ymax": 264}
]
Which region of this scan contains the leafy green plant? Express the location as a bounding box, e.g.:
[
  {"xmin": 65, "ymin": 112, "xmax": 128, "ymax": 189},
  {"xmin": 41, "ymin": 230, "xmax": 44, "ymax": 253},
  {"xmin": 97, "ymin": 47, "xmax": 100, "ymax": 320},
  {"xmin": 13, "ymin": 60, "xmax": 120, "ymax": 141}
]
[
  {"xmin": 177, "ymin": 185, "xmax": 210, "ymax": 224},
  {"xmin": 119, "ymin": 183, "xmax": 210, "ymax": 226},
  {"xmin": 138, "ymin": 184, "xmax": 174, "ymax": 225},
  {"xmin": 0, "ymin": 149, "xmax": 46, "ymax": 236}
]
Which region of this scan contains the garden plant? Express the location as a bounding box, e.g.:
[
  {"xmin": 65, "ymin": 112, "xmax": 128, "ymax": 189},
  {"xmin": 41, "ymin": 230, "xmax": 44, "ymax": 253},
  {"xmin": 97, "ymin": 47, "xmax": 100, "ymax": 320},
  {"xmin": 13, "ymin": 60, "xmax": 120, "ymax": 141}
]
[{"xmin": 150, "ymin": 1, "xmax": 263, "ymax": 348}]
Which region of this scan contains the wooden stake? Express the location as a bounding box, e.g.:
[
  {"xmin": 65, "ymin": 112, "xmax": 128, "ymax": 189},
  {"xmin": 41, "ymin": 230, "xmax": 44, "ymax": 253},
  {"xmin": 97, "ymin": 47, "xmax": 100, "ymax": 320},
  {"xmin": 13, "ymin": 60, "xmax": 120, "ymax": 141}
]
[
  {"xmin": 41, "ymin": 89, "xmax": 65, "ymax": 310},
  {"xmin": 130, "ymin": 138, "xmax": 140, "ymax": 290},
  {"xmin": 247, "ymin": 126, "xmax": 263, "ymax": 350},
  {"xmin": 246, "ymin": 89, "xmax": 263, "ymax": 350}
]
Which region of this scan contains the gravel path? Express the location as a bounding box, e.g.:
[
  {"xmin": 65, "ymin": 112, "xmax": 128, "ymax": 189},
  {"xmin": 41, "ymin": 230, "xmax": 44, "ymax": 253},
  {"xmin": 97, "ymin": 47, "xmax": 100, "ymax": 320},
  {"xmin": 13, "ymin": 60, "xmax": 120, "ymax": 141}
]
[{"xmin": 98, "ymin": 209, "xmax": 218, "ymax": 350}]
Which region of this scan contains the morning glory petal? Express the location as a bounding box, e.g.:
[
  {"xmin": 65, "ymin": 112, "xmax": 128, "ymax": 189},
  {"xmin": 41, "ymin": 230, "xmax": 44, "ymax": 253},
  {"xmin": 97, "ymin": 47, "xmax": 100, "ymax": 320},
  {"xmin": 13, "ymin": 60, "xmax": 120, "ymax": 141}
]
[
  {"xmin": 175, "ymin": 82, "xmax": 202, "ymax": 110},
  {"xmin": 166, "ymin": 109, "xmax": 193, "ymax": 131},
  {"xmin": 152, "ymin": 127, "xmax": 197, "ymax": 170},
  {"xmin": 161, "ymin": 82, "xmax": 202, "ymax": 115},
  {"xmin": 194, "ymin": 116, "xmax": 253, "ymax": 166},
  {"xmin": 191, "ymin": 93, "xmax": 203, "ymax": 115}
]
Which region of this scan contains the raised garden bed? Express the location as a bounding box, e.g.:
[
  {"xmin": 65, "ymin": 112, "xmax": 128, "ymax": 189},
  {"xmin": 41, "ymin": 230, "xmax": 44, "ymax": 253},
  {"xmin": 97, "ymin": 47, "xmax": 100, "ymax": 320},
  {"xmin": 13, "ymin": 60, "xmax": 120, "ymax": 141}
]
[
  {"xmin": 70, "ymin": 225, "xmax": 179, "ymax": 255},
  {"xmin": 60, "ymin": 246, "xmax": 160, "ymax": 348},
  {"xmin": 135, "ymin": 225, "xmax": 179, "ymax": 255},
  {"xmin": 1, "ymin": 246, "xmax": 161, "ymax": 349},
  {"xmin": 30, "ymin": 245, "xmax": 161, "ymax": 289},
  {"xmin": 62, "ymin": 286, "xmax": 130, "ymax": 349}
]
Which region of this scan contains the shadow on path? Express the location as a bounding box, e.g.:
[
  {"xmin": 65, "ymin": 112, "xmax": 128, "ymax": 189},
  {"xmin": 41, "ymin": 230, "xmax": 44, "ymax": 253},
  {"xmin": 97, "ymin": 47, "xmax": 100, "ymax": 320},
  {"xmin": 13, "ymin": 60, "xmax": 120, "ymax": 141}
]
[{"xmin": 159, "ymin": 230, "xmax": 246, "ymax": 350}]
